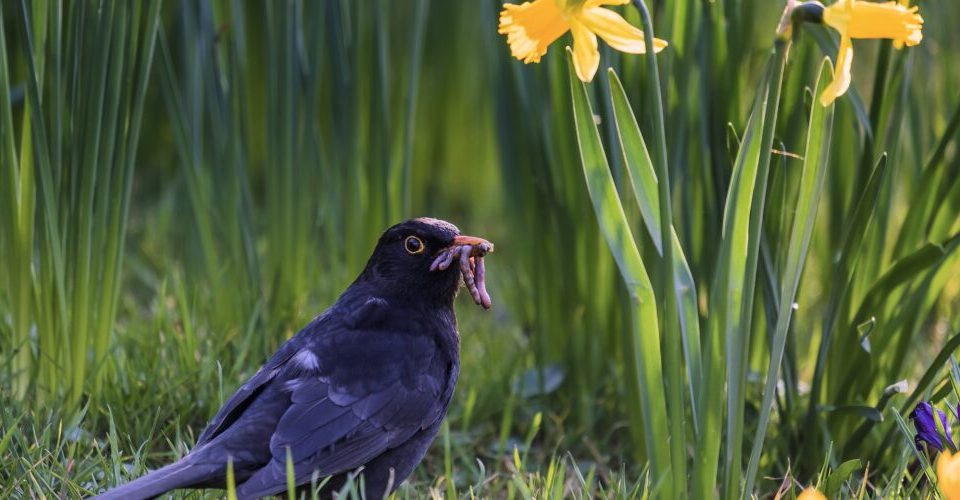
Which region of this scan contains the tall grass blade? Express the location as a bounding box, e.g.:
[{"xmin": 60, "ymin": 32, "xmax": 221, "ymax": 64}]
[{"xmin": 4, "ymin": 0, "xmax": 162, "ymax": 409}]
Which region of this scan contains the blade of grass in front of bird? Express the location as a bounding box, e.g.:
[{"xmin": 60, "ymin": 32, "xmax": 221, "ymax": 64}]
[
  {"xmin": 566, "ymin": 48, "xmax": 672, "ymax": 498},
  {"xmin": 608, "ymin": 69, "xmax": 702, "ymax": 436},
  {"xmin": 744, "ymin": 58, "xmax": 835, "ymax": 495},
  {"xmin": 286, "ymin": 446, "xmax": 296, "ymax": 500},
  {"xmin": 227, "ymin": 457, "xmax": 238, "ymax": 500}
]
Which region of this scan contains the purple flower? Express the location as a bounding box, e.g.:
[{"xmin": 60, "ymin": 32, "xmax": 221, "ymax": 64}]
[{"xmin": 910, "ymin": 401, "xmax": 954, "ymax": 451}]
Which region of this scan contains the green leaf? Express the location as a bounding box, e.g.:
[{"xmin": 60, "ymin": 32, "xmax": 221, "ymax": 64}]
[
  {"xmin": 725, "ymin": 39, "xmax": 788, "ymax": 499},
  {"xmin": 848, "ymin": 233, "xmax": 960, "ymax": 342},
  {"xmin": 809, "ymin": 153, "xmax": 890, "ymax": 433},
  {"xmin": 746, "ymin": 57, "xmax": 835, "ymax": 493},
  {"xmin": 893, "ymin": 96, "xmax": 960, "ymax": 257},
  {"xmin": 566, "ymin": 47, "xmax": 671, "ymax": 494},
  {"xmin": 695, "ymin": 62, "xmax": 768, "ymax": 500},
  {"xmin": 608, "ymin": 69, "xmax": 703, "ymax": 433},
  {"xmin": 825, "ymin": 459, "xmax": 862, "ymax": 497}
]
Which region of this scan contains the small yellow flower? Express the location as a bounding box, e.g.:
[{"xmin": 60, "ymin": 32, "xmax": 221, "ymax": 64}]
[
  {"xmin": 938, "ymin": 449, "xmax": 960, "ymax": 500},
  {"xmin": 797, "ymin": 486, "xmax": 827, "ymax": 500},
  {"xmin": 819, "ymin": 0, "xmax": 923, "ymax": 106},
  {"xmin": 498, "ymin": 0, "xmax": 667, "ymax": 82}
]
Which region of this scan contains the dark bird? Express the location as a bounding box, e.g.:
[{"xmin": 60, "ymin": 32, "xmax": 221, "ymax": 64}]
[{"xmin": 92, "ymin": 218, "xmax": 494, "ymax": 499}]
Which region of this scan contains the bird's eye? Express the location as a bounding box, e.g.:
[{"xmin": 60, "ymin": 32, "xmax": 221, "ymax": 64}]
[{"xmin": 404, "ymin": 235, "xmax": 425, "ymax": 255}]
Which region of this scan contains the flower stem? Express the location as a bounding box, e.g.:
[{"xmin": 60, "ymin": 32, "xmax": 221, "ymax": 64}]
[{"xmin": 633, "ymin": 1, "xmax": 686, "ymax": 498}]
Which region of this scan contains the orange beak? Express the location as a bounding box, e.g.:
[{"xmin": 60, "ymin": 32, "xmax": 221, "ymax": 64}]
[{"xmin": 451, "ymin": 235, "xmax": 494, "ymax": 256}]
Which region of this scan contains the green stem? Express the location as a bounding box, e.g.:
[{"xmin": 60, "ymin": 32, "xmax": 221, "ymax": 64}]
[{"xmin": 634, "ymin": 1, "xmax": 685, "ymax": 497}]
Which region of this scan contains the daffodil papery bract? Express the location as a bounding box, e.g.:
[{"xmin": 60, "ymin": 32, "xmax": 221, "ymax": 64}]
[
  {"xmin": 819, "ymin": 0, "xmax": 923, "ymax": 106},
  {"xmin": 498, "ymin": 0, "xmax": 667, "ymax": 82},
  {"xmin": 796, "ymin": 486, "xmax": 827, "ymax": 500},
  {"xmin": 938, "ymin": 450, "xmax": 960, "ymax": 500}
]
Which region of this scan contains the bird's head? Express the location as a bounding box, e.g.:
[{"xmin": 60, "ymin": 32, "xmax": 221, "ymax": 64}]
[{"xmin": 355, "ymin": 218, "xmax": 495, "ymax": 309}]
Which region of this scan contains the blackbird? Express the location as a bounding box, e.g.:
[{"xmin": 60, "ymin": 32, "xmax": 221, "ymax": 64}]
[{"xmin": 92, "ymin": 218, "xmax": 494, "ymax": 499}]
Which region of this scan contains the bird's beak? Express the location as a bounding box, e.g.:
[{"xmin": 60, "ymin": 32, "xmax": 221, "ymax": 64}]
[{"xmin": 451, "ymin": 235, "xmax": 494, "ymax": 256}]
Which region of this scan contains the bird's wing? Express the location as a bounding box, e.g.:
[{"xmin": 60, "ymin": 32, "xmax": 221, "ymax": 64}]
[
  {"xmin": 234, "ymin": 328, "xmax": 449, "ymax": 498},
  {"xmin": 195, "ymin": 314, "xmax": 329, "ymax": 446}
]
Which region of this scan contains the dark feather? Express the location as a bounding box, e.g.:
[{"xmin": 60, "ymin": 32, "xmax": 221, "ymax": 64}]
[{"xmin": 92, "ymin": 218, "xmax": 469, "ymax": 500}]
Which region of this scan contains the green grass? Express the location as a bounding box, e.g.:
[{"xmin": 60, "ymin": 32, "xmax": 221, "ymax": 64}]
[{"xmin": 2, "ymin": 0, "xmax": 960, "ymax": 498}]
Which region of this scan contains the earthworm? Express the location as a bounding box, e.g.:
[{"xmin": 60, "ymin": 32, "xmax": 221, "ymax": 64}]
[
  {"xmin": 430, "ymin": 243, "xmax": 493, "ymax": 309},
  {"xmin": 474, "ymin": 256, "xmax": 491, "ymax": 309}
]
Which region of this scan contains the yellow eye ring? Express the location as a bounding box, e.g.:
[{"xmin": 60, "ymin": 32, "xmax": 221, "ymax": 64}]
[{"xmin": 404, "ymin": 235, "xmax": 425, "ymax": 255}]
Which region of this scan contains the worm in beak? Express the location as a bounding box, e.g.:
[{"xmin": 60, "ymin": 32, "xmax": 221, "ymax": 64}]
[{"xmin": 430, "ymin": 235, "xmax": 494, "ymax": 309}]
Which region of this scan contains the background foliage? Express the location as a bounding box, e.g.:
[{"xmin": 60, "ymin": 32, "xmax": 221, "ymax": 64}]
[{"xmin": 1, "ymin": 0, "xmax": 960, "ymax": 497}]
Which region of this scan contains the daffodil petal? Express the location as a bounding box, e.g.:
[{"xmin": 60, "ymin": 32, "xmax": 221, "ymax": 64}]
[
  {"xmin": 570, "ymin": 18, "xmax": 600, "ymax": 82},
  {"xmin": 498, "ymin": 0, "xmax": 571, "ymax": 64},
  {"xmin": 820, "ymin": 35, "xmax": 853, "ymax": 106},
  {"xmin": 578, "ymin": 7, "xmax": 667, "ymax": 54}
]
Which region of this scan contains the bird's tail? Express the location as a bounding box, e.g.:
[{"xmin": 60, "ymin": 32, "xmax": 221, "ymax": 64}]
[{"xmin": 89, "ymin": 457, "xmax": 221, "ymax": 500}]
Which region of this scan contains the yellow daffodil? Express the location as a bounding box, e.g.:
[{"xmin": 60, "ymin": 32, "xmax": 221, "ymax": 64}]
[
  {"xmin": 498, "ymin": 0, "xmax": 667, "ymax": 82},
  {"xmin": 819, "ymin": 0, "xmax": 923, "ymax": 106},
  {"xmin": 938, "ymin": 449, "xmax": 960, "ymax": 500},
  {"xmin": 797, "ymin": 486, "xmax": 827, "ymax": 500}
]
